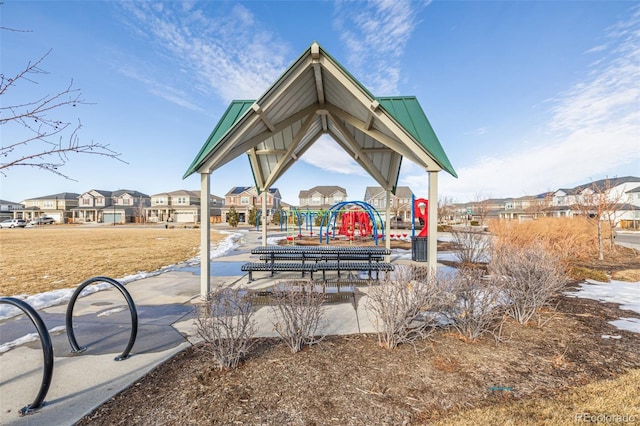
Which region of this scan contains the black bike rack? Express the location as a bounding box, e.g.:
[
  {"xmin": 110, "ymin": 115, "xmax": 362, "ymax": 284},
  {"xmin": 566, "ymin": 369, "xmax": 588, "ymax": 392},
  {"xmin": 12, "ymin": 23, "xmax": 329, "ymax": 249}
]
[
  {"xmin": 0, "ymin": 297, "xmax": 54, "ymax": 415},
  {"xmin": 65, "ymin": 276, "xmax": 138, "ymax": 361}
]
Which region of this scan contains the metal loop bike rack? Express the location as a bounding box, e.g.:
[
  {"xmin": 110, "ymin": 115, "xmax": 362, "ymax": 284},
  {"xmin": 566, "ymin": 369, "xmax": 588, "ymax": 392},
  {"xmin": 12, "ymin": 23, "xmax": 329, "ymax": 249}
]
[
  {"xmin": 65, "ymin": 276, "xmax": 138, "ymax": 361},
  {"xmin": 0, "ymin": 297, "xmax": 54, "ymax": 415}
]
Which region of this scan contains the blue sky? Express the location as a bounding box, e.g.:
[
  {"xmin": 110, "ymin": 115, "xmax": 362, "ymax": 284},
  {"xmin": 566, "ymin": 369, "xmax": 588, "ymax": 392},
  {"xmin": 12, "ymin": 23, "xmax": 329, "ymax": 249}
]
[{"xmin": 1, "ymin": 1, "xmax": 638, "ymax": 205}]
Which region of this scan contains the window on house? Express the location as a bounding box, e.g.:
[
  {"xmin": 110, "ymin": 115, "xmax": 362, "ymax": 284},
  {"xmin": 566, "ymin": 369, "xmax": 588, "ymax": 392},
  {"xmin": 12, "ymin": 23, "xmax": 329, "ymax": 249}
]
[
  {"xmin": 241, "ymin": 197, "xmax": 249, "ymax": 205},
  {"xmin": 82, "ymin": 198, "xmax": 91, "ymax": 206},
  {"xmin": 43, "ymin": 201, "xmax": 54, "ymax": 208},
  {"xmin": 311, "ymin": 196, "xmax": 321, "ymax": 205}
]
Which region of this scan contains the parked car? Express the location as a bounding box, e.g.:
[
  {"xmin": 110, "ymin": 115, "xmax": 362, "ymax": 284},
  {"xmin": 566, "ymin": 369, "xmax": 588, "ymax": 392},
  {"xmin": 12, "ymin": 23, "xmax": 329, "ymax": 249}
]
[
  {"xmin": 30, "ymin": 217, "xmax": 55, "ymax": 225},
  {"xmin": 0, "ymin": 219, "xmax": 27, "ymax": 228}
]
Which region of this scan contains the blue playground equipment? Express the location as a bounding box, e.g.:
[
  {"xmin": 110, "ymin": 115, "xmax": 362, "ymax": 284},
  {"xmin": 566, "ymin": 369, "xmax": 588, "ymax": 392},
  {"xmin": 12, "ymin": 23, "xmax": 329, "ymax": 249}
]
[{"xmin": 319, "ymin": 201, "xmax": 385, "ymax": 245}]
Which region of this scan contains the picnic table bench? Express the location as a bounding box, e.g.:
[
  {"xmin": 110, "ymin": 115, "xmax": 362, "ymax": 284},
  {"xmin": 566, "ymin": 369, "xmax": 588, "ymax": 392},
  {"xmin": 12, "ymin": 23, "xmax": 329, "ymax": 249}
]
[{"xmin": 243, "ymin": 245, "xmax": 392, "ymax": 282}]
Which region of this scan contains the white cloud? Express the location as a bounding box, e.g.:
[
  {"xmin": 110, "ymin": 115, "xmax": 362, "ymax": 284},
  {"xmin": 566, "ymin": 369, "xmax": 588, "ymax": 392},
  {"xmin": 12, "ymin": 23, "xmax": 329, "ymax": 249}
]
[
  {"xmin": 115, "ymin": 2, "xmax": 289, "ymax": 106},
  {"xmin": 405, "ymin": 7, "xmax": 640, "ymax": 202},
  {"xmin": 301, "ymin": 134, "xmax": 368, "ymax": 177},
  {"xmin": 334, "ymin": 0, "xmax": 425, "ymax": 95}
]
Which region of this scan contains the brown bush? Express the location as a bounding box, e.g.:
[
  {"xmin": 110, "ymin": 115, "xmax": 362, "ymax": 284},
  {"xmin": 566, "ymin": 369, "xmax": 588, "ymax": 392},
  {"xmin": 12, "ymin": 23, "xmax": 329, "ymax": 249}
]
[
  {"xmin": 366, "ymin": 265, "xmax": 452, "ymax": 349},
  {"xmin": 269, "ymin": 281, "xmax": 326, "ymax": 353},
  {"xmin": 490, "ymin": 242, "xmax": 568, "ymax": 325},
  {"xmin": 194, "ymin": 285, "xmax": 257, "ymax": 370}
]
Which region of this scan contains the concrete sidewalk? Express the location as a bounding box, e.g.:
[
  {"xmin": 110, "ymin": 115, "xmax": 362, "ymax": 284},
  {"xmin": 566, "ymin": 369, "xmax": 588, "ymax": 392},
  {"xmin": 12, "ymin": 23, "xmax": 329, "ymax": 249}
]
[{"xmin": 0, "ymin": 229, "xmax": 379, "ymax": 426}]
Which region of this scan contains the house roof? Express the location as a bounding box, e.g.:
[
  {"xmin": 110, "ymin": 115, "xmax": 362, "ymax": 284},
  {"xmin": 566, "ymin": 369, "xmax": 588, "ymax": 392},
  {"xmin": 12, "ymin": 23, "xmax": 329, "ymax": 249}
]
[
  {"xmin": 184, "ymin": 42, "xmax": 456, "ymax": 195},
  {"xmin": 112, "ymin": 189, "xmax": 149, "ymax": 198},
  {"xmin": 364, "ymin": 186, "xmax": 413, "ymax": 200},
  {"xmin": 298, "ymin": 186, "xmax": 346, "ymax": 198},
  {"xmin": 226, "ymin": 186, "xmax": 280, "ymax": 196},
  {"xmin": 25, "ymin": 192, "xmax": 81, "ymax": 201}
]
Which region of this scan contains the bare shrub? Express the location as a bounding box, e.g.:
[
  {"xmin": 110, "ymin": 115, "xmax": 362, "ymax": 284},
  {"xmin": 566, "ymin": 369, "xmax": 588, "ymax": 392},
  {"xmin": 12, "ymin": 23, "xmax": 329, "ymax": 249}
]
[
  {"xmin": 441, "ymin": 267, "xmax": 506, "ymax": 342},
  {"xmin": 451, "ymin": 227, "xmax": 492, "ymax": 265},
  {"xmin": 194, "ymin": 285, "xmax": 256, "ymax": 370},
  {"xmin": 490, "ymin": 243, "xmax": 568, "ymax": 325},
  {"xmin": 269, "ymin": 281, "xmax": 326, "ymax": 353},
  {"xmin": 366, "ymin": 265, "xmax": 452, "ymax": 350}
]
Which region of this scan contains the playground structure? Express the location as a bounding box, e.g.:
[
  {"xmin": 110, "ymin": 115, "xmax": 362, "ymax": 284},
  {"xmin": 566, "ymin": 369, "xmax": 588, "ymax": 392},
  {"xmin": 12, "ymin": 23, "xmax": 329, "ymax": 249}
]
[
  {"xmin": 320, "ymin": 201, "xmax": 384, "ymax": 245},
  {"xmin": 257, "ymin": 196, "xmax": 429, "ymax": 248},
  {"xmin": 411, "ymin": 195, "xmax": 429, "ymax": 237}
]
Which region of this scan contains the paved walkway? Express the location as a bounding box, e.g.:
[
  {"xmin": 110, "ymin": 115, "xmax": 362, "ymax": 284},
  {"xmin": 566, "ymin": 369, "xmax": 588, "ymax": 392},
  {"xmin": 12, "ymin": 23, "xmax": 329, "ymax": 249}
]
[{"xmin": 0, "ymin": 228, "xmax": 383, "ymax": 426}]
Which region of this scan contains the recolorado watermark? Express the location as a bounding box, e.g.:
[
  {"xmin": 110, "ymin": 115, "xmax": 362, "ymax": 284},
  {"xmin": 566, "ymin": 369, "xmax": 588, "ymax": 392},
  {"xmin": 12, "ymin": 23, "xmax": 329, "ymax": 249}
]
[{"xmin": 575, "ymin": 413, "xmax": 637, "ymax": 423}]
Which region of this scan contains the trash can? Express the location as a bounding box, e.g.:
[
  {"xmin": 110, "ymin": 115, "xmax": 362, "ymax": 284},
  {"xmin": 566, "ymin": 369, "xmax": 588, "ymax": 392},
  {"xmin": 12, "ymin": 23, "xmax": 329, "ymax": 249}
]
[{"xmin": 411, "ymin": 236, "xmax": 428, "ymax": 262}]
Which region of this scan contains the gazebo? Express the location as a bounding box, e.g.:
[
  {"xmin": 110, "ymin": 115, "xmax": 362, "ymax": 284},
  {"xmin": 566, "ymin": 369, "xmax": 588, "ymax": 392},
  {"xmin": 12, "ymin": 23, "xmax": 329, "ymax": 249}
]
[{"xmin": 184, "ymin": 42, "xmax": 456, "ymax": 298}]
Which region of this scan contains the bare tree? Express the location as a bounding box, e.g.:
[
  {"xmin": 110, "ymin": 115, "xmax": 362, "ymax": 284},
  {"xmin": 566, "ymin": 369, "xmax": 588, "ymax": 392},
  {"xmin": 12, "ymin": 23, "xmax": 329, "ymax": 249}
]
[
  {"xmin": 525, "ymin": 191, "xmax": 553, "ymax": 219},
  {"xmin": 194, "ymin": 285, "xmax": 257, "ymax": 370},
  {"xmin": 472, "ymin": 192, "xmax": 492, "ymax": 226},
  {"xmin": 133, "ymin": 196, "xmax": 146, "ymax": 224},
  {"xmin": 438, "ymin": 196, "xmax": 455, "ymax": 225},
  {"xmin": 450, "ymin": 227, "xmax": 492, "ymax": 265},
  {"xmin": 1, "ymin": 47, "xmax": 124, "ymax": 179},
  {"xmin": 575, "ymin": 179, "xmax": 625, "ymax": 260}
]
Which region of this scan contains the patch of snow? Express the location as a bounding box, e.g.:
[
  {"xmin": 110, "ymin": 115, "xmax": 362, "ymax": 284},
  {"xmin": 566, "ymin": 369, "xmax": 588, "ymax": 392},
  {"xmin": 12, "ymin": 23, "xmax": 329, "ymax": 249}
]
[
  {"xmin": 566, "ymin": 279, "xmax": 640, "ymax": 333},
  {"xmin": 566, "ymin": 280, "xmax": 640, "ymax": 315},
  {"xmin": 267, "ymin": 235, "xmax": 286, "ymax": 245},
  {"xmin": 97, "ymin": 306, "xmax": 127, "ymax": 317},
  {"xmin": 609, "ymin": 318, "xmax": 640, "ymax": 334},
  {"xmin": 0, "ymin": 325, "xmax": 66, "ymax": 354}
]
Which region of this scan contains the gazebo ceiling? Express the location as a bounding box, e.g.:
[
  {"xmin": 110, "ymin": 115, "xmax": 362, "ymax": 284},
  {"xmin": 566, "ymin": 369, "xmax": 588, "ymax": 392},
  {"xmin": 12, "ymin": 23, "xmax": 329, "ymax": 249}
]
[{"xmin": 184, "ymin": 42, "xmax": 456, "ymax": 194}]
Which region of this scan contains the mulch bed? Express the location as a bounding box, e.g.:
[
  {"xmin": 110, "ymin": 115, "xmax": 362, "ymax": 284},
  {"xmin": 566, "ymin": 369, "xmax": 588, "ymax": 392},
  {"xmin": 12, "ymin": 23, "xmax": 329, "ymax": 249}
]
[{"xmin": 77, "ymin": 289, "xmax": 640, "ymax": 425}]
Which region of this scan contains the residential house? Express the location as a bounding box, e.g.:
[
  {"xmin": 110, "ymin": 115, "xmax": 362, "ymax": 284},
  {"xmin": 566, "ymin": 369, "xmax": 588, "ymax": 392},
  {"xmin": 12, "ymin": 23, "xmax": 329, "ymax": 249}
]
[
  {"xmin": 498, "ymin": 193, "xmax": 553, "ymax": 222},
  {"xmin": 146, "ymin": 190, "xmax": 224, "ymax": 224},
  {"xmin": 72, "ymin": 189, "xmax": 150, "ymax": 224},
  {"xmin": 15, "ymin": 192, "xmax": 79, "ymax": 223},
  {"xmin": 0, "ymin": 199, "xmax": 25, "ymax": 221},
  {"xmin": 298, "ymin": 186, "xmax": 347, "ymax": 212},
  {"xmin": 548, "ymin": 176, "xmax": 640, "ymax": 223},
  {"xmin": 222, "ymin": 186, "xmax": 281, "ymax": 223},
  {"xmin": 109, "ymin": 190, "xmax": 151, "ymax": 224},
  {"xmin": 363, "ymin": 186, "xmax": 414, "ymax": 222}
]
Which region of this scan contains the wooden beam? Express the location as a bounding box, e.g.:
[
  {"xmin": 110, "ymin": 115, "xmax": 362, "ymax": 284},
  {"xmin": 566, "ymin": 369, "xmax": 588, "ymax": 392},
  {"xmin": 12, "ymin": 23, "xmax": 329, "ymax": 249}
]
[
  {"xmin": 327, "ymin": 117, "xmax": 390, "ymax": 189},
  {"xmin": 246, "ymin": 148, "xmax": 266, "ymax": 190},
  {"xmin": 365, "ymin": 100, "xmax": 379, "ymax": 130},
  {"xmin": 263, "ymin": 113, "xmax": 318, "ymax": 189},
  {"xmin": 320, "ymin": 59, "xmax": 443, "ymax": 171},
  {"xmin": 313, "ymin": 63, "xmax": 325, "ymax": 105},
  {"xmin": 325, "ymin": 103, "xmax": 439, "ymax": 170},
  {"xmin": 252, "ymin": 103, "xmax": 276, "ymax": 133}
]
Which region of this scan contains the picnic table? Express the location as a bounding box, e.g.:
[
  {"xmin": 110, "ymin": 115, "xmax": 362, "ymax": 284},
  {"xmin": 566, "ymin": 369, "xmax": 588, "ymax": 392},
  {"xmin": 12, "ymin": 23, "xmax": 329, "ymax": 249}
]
[{"xmin": 242, "ymin": 245, "xmax": 392, "ymax": 282}]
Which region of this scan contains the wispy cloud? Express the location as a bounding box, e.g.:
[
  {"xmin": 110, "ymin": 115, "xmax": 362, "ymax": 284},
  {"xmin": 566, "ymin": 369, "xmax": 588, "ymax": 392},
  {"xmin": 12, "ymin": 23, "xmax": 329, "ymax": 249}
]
[
  {"xmin": 406, "ymin": 6, "xmax": 640, "ymax": 202},
  {"xmin": 333, "ymin": 0, "xmax": 426, "ymax": 95},
  {"xmin": 114, "ymin": 2, "xmax": 289, "ymax": 107}
]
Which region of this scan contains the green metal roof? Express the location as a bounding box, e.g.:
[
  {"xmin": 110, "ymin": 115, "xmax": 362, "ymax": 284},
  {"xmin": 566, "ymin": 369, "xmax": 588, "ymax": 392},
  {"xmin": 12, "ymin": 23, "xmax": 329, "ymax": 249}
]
[
  {"xmin": 184, "ymin": 42, "xmax": 457, "ymax": 184},
  {"xmin": 183, "ymin": 100, "xmax": 254, "ymax": 179},
  {"xmin": 377, "ymin": 97, "xmax": 457, "ymax": 178}
]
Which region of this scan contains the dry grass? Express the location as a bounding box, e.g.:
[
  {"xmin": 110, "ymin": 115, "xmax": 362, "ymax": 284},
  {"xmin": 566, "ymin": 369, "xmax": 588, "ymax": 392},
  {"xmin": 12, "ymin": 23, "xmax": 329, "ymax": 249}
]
[
  {"xmin": 612, "ymin": 269, "xmax": 640, "ymax": 282},
  {"xmin": 433, "ymin": 368, "xmax": 640, "ymax": 425},
  {"xmin": 0, "ymin": 225, "xmax": 227, "ymax": 296},
  {"xmin": 488, "ymin": 217, "xmax": 603, "ymax": 262}
]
